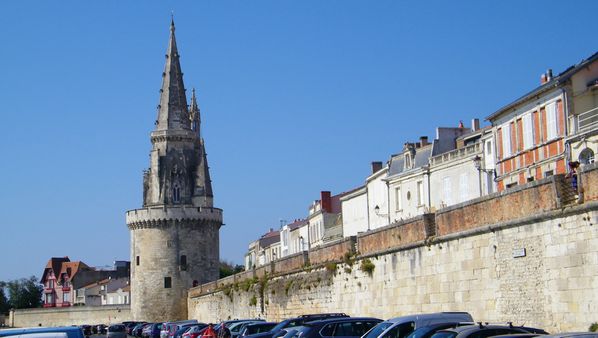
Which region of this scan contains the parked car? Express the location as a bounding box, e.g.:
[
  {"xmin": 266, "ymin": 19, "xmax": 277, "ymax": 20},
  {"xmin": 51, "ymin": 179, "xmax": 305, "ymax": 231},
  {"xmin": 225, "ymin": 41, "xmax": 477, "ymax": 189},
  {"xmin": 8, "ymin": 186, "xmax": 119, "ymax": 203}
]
[
  {"xmin": 429, "ymin": 324, "xmax": 544, "ymax": 338},
  {"xmin": 231, "ymin": 322, "xmax": 265, "ymax": 338},
  {"xmin": 108, "ymin": 325, "xmax": 128, "ymax": 338},
  {"xmin": 0, "ymin": 327, "xmax": 86, "ymax": 338},
  {"xmin": 127, "ymin": 322, "xmax": 147, "ymax": 336},
  {"xmin": 535, "ymin": 334, "xmax": 598, "ymax": 338},
  {"xmin": 145, "ymin": 323, "xmax": 165, "ymax": 338},
  {"xmin": 405, "ymin": 322, "xmax": 474, "ymax": 338},
  {"xmin": 240, "ymin": 323, "xmax": 279, "ymax": 338},
  {"xmin": 134, "ymin": 324, "xmax": 151, "ymax": 337},
  {"xmin": 173, "ymin": 324, "xmax": 202, "ymax": 338},
  {"xmin": 292, "ymin": 317, "xmax": 382, "ymax": 338},
  {"xmin": 98, "ymin": 325, "xmax": 108, "ymax": 335},
  {"xmin": 362, "ymin": 312, "xmax": 475, "ymax": 338},
  {"xmin": 182, "ymin": 325, "xmax": 209, "ymax": 338},
  {"xmin": 246, "ymin": 313, "xmax": 350, "ymax": 338},
  {"xmin": 79, "ymin": 326, "xmax": 92, "ymax": 337}
]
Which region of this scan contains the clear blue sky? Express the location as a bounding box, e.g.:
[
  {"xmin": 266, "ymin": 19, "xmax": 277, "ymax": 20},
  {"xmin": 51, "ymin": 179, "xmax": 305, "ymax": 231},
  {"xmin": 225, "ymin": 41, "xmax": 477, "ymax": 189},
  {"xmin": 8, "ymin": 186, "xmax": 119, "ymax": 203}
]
[{"xmin": 0, "ymin": 1, "xmax": 596, "ymax": 281}]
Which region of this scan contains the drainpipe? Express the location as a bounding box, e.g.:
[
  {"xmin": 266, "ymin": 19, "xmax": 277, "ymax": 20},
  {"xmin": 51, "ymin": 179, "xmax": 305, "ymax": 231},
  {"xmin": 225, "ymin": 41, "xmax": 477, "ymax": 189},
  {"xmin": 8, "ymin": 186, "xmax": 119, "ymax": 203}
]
[{"xmin": 386, "ymin": 179, "xmax": 391, "ymax": 225}]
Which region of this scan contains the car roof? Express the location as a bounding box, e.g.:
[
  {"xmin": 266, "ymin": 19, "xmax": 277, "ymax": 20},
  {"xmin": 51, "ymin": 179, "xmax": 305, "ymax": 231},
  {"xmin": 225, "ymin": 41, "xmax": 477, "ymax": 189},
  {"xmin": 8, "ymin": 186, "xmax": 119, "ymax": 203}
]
[
  {"xmin": 305, "ymin": 317, "xmax": 382, "ymax": 326},
  {"xmin": 437, "ymin": 325, "xmax": 529, "ymax": 334},
  {"xmin": 385, "ymin": 313, "xmax": 473, "ymax": 324}
]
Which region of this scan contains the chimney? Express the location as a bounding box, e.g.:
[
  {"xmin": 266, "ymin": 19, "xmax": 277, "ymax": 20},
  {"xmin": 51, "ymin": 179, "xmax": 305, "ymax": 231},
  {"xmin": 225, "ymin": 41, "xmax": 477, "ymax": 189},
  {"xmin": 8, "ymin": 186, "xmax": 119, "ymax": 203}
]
[
  {"xmin": 419, "ymin": 136, "xmax": 429, "ymax": 147},
  {"xmin": 371, "ymin": 161, "xmax": 383, "ymax": 174},
  {"xmin": 320, "ymin": 191, "xmax": 332, "ymax": 213},
  {"xmin": 540, "ymin": 73, "xmax": 547, "ymax": 85},
  {"xmin": 471, "ymin": 118, "xmax": 480, "ymax": 131},
  {"xmin": 546, "ymin": 69, "xmax": 553, "ymax": 82}
]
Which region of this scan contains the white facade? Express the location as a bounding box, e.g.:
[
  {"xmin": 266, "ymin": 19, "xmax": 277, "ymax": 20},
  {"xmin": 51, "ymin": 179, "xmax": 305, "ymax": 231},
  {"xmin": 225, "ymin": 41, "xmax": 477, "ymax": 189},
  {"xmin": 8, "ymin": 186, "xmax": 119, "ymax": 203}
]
[
  {"xmin": 366, "ymin": 168, "xmax": 390, "ymax": 229},
  {"xmin": 340, "ymin": 187, "xmax": 367, "ymax": 237}
]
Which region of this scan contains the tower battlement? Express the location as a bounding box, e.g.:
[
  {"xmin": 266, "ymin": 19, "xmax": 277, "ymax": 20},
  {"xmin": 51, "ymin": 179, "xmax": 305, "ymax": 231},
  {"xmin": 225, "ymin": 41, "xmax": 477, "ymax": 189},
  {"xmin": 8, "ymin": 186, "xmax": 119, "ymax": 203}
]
[{"xmin": 126, "ymin": 206, "xmax": 223, "ymax": 229}]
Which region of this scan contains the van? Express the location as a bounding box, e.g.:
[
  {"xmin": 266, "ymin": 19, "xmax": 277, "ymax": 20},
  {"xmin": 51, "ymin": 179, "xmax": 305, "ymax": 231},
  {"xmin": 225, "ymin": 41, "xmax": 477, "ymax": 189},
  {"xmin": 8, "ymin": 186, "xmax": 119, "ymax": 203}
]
[
  {"xmin": 0, "ymin": 326, "xmax": 85, "ymax": 338},
  {"xmin": 361, "ymin": 312, "xmax": 474, "ymax": 338}
]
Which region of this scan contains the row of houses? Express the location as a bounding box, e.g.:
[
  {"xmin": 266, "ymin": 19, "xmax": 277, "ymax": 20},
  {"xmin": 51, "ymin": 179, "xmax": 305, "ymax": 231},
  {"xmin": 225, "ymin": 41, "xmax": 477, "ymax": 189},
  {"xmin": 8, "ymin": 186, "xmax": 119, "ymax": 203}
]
[
  {"xmin": 40, "ymin": 257, "xmax": 131, "ymax": 307},
  {"xmin": 245, "ymin": 51, "xmax": 598, "ymax": 270}
]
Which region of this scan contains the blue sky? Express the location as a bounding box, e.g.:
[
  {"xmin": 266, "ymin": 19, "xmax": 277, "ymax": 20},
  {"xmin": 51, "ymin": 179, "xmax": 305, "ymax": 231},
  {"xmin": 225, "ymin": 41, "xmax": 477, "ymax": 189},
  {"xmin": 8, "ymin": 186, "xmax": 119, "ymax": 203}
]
[{"xmin": 0, "ymin": 1, "xmax": 596, "ymax": 281}]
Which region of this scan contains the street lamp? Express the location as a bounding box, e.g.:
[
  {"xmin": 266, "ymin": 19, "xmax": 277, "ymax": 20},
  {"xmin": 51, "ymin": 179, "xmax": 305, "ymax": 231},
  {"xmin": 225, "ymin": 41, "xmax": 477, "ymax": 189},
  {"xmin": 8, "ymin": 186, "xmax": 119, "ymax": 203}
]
[{"xmin": 473, "ymin": 155, "xmax": 496, "ymax": 196}]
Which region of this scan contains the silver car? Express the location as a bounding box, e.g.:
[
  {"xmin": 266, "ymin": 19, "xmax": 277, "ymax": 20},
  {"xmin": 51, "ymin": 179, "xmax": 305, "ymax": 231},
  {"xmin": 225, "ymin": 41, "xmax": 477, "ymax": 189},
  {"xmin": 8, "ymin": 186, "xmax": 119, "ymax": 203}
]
[{"xmin": 107, "ymin": 325, "xmax": 127, "ymax": 338}]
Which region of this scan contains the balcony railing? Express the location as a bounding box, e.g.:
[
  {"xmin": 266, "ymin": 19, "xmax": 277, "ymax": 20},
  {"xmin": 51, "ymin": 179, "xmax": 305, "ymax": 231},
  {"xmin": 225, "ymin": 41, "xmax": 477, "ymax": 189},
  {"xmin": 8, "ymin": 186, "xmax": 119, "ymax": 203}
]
[
  {"xmin": 429, "ymin": 142, "xmax": 481, "ymax": 166},
  {"xmin": 578, "ymin": 106, "xmax": 598, "ymax": 132}
]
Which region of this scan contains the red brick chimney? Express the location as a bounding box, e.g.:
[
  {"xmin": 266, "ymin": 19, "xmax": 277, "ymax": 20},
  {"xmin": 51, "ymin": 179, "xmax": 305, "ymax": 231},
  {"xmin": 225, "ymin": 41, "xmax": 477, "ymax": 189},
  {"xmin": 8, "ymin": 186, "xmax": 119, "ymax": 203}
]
[
  {"xmin": 371, "ymin": 161, "xmax": 383, "ymax": 174},
  {"xmin": 320, "ymin": 191, "xmax": 332, "ymax": 213}
]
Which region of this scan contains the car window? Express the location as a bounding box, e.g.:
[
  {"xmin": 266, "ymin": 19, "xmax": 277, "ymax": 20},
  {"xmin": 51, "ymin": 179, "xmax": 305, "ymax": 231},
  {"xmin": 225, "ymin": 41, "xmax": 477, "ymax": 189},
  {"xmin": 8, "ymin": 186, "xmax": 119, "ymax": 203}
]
[
  {"xmin": 320, "ymin": 324, "xmax": 336, "ymax": 337},
  {"xmin": 429, "ymin": 332, "xmax": 457, "ymax": 338},
  {"xmin": 468, "ymin": 329, "xmax": 523, "ymax": 338},
  {"xmin": 381, "ymin": 322, "xmax": 415, "ymax": 338},
  {"xmin": 363, "ymin": 323, "xmax": 393, "ymax": 338}
]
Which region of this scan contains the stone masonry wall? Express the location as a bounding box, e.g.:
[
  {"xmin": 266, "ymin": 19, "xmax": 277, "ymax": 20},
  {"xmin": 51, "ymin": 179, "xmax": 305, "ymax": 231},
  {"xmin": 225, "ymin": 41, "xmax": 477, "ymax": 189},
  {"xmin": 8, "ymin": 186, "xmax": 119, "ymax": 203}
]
[
  {"xmin": 189, "ymin": 203, "xmax": 598, "ymax": 332},
  {"xmin": 357, "ymin": 214, "xmax": 434, "ymax": 256},
  {"xmin": 435, "ymin": 176, "xmax": 558, "ymax": 236},
  {"xmin": 8, "ymin": 305, "xmax": 131, "ymax": 328},
  {"xmin": 582, "ymin": 163, "xmax": 598, "ymax": 201}
]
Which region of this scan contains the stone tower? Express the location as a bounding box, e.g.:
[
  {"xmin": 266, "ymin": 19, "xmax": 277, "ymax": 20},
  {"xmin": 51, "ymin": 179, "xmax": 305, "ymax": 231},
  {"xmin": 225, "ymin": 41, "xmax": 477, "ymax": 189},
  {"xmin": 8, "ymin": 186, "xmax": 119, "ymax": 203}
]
[{"xmin": 126, "ymin": 19, "xmax": 222, "ymax": 321}]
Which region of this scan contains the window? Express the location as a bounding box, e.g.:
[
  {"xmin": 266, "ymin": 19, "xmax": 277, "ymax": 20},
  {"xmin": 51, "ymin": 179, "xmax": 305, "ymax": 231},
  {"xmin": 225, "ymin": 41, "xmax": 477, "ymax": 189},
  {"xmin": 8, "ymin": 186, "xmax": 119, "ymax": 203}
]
[
  {"xmin": 442, "ymin": 177, "xmax": 452, "ymax": 206},
  {"xmin": 579, "ymin": 148, "xmax": 595, "ymax": 164},
  {"xmin": 544, "ymin": 170, "xmax": 554, "ymax": 177},
  {"xmin": 523, "ymin": 113, "xmax": 534, "ymax": 149},
  {"xmin": 416, "ymin": 181, "xmax": 424, "ymax": 206},
  {"xmin": 502, "ymin": 124, "xmax": 512, "ymax": 157},
  {"xmin": 486, "ymin": 140, "xmax": 492, "ymax": 155},
  {"xmin": 63, "ymin": 292, "xmax": 70, "ymax": 303},
  {"xmin": 459, "ymin": 173, "xmax": 468, "ymax": 202},
  {"xmin": 405, "ymin": 154, "xmax": 411, "ymax": 169},
  {"xmin": 46, "ymin": 293, "xmax": 54, "ymax": 304},
  {"xmin": 136, "ymin": 255, "xmax": 140, "ymax": 266},
  {"xmin": 48, "ymin": 280, "xmax": 54, "ymax": 288},
  {"xmin": 395, "ymin": 187, "xmax": 402, "ymax": 211},
  {"xmin": 164, "ymin": 277, "xmax": 172, "ymax": 288},
  {"xmin": 173, "ymin": 184, "xmax": 181, "ymax": 202},
  {"xmin": 180, "ymin": 255, "xmax": 187, "ymax": 271},
  {"xmin": 546, "ymin": 102, "xmax": 558, "ymax": 140},
  {"xmin": 381, "ymin": 322, "xmax": 415, "ymax": 338}
]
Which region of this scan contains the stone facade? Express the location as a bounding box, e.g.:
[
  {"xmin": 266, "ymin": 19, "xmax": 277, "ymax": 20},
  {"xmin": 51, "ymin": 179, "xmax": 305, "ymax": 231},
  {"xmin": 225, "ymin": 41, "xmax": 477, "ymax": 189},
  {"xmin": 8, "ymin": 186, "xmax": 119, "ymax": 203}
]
[{"xmin": 126, "ymin": 20, "xmax": 222, "ymax": 322}]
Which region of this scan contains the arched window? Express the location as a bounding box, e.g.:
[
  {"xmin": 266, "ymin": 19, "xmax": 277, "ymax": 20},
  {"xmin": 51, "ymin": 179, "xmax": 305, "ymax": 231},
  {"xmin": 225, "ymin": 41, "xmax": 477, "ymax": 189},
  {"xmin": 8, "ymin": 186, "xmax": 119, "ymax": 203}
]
[
  {"xmin": 173, "ymin": 184, "xmax": 181, "ymax": 203},
  {"xmin": 579, "ymin": 148, "xmax": 595, "ymax": 165}
]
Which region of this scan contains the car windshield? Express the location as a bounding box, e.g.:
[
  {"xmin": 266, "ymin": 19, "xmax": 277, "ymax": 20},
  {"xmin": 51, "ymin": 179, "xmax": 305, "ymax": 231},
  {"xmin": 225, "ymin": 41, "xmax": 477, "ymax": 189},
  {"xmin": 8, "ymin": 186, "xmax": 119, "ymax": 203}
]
[
  {"xmin": 363, "ymin": 323, "xmax": 393, "ymax": 338},
  {"xmin": 405, "ymin": 327, "xmax": 435, "ymax": 338},
  {"xmin": 429, "ymin": 332, "xmax": 457, "ymax": 338}
]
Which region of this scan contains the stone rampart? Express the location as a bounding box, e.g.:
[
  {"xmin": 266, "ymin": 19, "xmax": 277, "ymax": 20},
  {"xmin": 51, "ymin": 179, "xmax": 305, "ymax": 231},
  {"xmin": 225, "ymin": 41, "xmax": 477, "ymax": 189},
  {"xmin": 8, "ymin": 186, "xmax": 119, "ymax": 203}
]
[
  {"xmin": 357, "ymin": 214, "xmax": 434, "ymax": 256},
  {"xmin": 272, "ymin": 252, "xmax": 308, "ymax": 275},
  {"xmin": 309, "ymin": 237, "xmax": 356, "ymax": 266},
  {"xmin": 435, "ymin": 176, "xmax": 559, "ymax": 236},
  {"xmin": 8, "ymin": 305, "xmax": 131, "ymax": 328},
  {"xmin": 189, "ymin": 203, "xmax": 598, "ymax": 332}
]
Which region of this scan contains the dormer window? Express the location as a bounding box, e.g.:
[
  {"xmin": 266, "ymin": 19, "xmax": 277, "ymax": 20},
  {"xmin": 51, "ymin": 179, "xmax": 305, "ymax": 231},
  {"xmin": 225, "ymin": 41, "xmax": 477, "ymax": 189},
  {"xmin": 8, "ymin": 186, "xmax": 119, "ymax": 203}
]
[{"xmin": 405, "ymin": 154, "xmax": 412, "ymax": 169}]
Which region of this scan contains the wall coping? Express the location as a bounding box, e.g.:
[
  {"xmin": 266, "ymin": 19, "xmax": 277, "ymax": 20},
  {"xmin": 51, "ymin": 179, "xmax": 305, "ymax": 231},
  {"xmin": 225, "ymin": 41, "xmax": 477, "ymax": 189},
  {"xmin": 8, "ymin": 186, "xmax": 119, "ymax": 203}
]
[
  {"xmin": 10, "ymin": 305, "xmax": 130, "ymax": 314},
  {"xmin": 435, "ymin": 175, "xmax": 557, "ymax": 215},
  {"xmin": 356, "ymin": 214, "xmax": 429, "ymax": 239}
]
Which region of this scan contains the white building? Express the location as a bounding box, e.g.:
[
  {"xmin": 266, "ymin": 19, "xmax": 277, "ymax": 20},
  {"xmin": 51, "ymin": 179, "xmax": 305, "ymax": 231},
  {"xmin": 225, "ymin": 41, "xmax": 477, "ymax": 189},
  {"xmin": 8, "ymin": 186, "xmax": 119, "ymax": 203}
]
[{"xmin": 280, "ymin": 219, "xmax": 308, "ymax": 257}]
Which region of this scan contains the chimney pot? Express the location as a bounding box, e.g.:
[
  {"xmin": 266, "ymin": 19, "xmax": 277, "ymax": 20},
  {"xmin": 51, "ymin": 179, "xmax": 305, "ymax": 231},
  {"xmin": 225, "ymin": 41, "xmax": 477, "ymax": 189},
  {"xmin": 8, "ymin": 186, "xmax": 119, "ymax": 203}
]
[
  {"xmin": 320, "ymin": 191, "xmax": 332, "ymax": 213},
  {"xmin": 541, "ymin": 74, "xmax": 547, "ymax": 85},
  {"xmin": 546, "ymin": 69, "xmax": 553, "ymax": 82},
  {"xmin": 371, "ymin": 161, "xmax": 383, "ymax": 174},
  {"xmin": 419, "ymin": 136, "xmax": 429, "ymax": 147},
  {"xmin": 471, "ymin": 118, "xmax": 480, "ymax": 131}
]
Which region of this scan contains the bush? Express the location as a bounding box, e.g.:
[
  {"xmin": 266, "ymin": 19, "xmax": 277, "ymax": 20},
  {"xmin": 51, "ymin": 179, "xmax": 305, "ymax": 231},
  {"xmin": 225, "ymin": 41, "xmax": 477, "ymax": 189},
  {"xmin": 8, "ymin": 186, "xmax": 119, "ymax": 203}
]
[
  {"xmin": 249, "ymin": 295, "xmax": 257, "ymax": 306},
  {"xmin": 343, "ymin": 252, "xmax": 355, "ymax": 266},
  {"xmin": 360, "ymin": 258, "xmax": 375, "ymax": 277},
  {"xmin": 325, "ymin": 262, "xmax": 337, "ymax": 273},
  {"xmin": 589, "ymin": 323, "xmax": 598, "ymax": 332}
]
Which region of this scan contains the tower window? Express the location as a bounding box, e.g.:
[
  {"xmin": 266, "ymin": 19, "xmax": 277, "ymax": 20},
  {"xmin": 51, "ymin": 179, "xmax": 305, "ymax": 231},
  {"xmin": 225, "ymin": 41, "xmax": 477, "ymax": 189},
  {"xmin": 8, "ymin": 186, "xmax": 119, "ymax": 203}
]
[
  {"xmin": 173, "ymin": 184, "xmax": 181, "ymax": 202},
  {"xmin": 180, "ymin": 255, "xmax": 187, "ymax": 271},
  {"xmin": 136, "ymin": 256, "xmax": 140, "ymax": 266},
  {"xmin": 164, "ymin": 277, "xmax": 172, "ymax": 288}
]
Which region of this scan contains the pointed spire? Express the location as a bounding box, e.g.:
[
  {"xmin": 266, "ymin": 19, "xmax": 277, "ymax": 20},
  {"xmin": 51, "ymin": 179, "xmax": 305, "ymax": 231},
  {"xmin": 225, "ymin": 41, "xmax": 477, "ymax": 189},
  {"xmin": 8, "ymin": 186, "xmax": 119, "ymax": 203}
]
[
  {"xmin": 189, "ymin": 88, "xmax": 201, "ymax": 134},
  {"xmin": 155, "ymin": 17, "xmax": 189, "ymax": 130}
]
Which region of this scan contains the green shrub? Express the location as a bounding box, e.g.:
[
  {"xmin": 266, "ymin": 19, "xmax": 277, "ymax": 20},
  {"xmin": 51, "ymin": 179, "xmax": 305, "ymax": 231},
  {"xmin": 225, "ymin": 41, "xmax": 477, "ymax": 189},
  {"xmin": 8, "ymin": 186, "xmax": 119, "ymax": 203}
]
[
  {"xmin": 325, "ymin": 262, "xmax": 338, "ymax": 273},
  {"xmin": 360, "ymin": 258, "xmax": 375, "ymax": 277},
  {"xmin": 344, "ymin": 267, "xmax": 352, "ymax": 274},
  {"xmin": 589, "ymin": 323, "xmax": 598, "ymax": 332},
  {"xmin": 343, "ymin": 252, "xmax": 355, "ymax": 266},
  {"xmin": 249, "ymin": 295, "xmax": 257, "ymax": 306}
]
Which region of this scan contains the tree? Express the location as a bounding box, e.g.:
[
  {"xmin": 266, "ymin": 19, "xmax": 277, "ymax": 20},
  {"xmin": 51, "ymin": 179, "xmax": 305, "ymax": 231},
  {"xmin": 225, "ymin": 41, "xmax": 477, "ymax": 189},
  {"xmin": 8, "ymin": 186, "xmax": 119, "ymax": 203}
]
[
  {"xmin": 219, "ymin": 261, "xmax": 245, "ymax": 278},
  {"xmin": 5, "ymin": 276, "xmax": 43, "ymax": 309},
  {"xmin": 0, "ymin": 281, "xmax": 9, "ymax": 314}
]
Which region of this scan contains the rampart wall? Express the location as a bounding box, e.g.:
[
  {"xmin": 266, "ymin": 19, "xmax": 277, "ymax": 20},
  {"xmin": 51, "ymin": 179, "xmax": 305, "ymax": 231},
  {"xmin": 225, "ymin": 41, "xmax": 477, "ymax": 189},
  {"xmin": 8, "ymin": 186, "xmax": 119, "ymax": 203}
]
[
  {"xmin": 8, "ymin": 305, "xmax": 131, "ymax": 328},
  {"xmin": 189, "ymin": 166, "xmax": 598, "ymax": 332}
]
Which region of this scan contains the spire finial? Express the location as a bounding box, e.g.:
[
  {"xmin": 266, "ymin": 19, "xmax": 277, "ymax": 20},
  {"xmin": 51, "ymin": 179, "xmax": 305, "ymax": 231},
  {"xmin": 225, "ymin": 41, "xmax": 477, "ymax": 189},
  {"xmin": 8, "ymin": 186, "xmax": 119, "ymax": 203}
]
[{"xmin": 170, "ymin": 11, "xmax": 175, "ymax": 31}]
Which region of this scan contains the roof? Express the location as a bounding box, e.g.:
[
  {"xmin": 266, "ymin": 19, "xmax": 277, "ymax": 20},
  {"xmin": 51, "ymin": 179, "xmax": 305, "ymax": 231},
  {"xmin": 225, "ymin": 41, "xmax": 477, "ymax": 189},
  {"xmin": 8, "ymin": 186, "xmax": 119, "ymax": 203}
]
[
  {"xmin": 286, "ymin": 219, "xmax": 307, "ymax": 231},
  {"xmin": 388, "ymin": 144, "xmax": 433, "ymax": 177},
  {"xmin": 41, "ymin": 257, "xmax": 91, "ymax": 283},
  {"xmin": 258, "ymin": 229, "xmax": 280, "ymax": 248},
  {"xmin": 80, "ymin": 278, "xmax": 111, "ymax": 290},
  {"xmin": 487, "ymin": 51, "xmax": 598, "ymax": 121}
]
